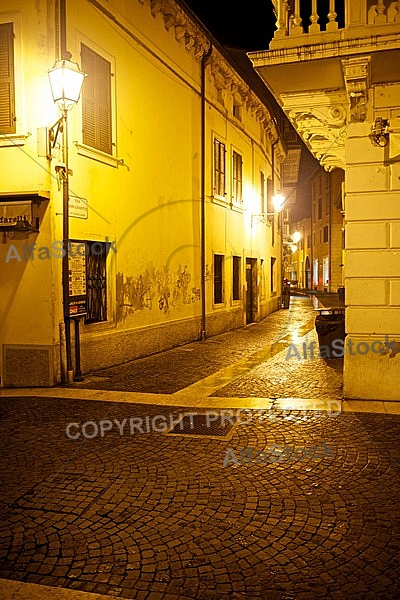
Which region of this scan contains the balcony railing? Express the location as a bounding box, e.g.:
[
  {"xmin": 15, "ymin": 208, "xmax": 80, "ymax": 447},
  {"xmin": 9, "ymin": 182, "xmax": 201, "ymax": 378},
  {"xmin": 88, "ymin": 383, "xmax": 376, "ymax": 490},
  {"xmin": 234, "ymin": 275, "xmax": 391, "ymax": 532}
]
[{"xmin": 272, "ymin": 0, "xmax": 400, "ymax": 41}]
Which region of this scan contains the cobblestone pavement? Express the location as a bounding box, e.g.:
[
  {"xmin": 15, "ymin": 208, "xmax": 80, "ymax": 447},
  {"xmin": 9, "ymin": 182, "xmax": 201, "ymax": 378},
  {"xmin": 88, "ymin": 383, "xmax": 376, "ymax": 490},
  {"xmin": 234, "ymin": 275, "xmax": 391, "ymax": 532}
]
[
  {"xmin": 210, "ymin": 326, "xmax": 343, "ymax": 401},
  {"xmin": 1, "ymin": 396, "xmax": 400, "ymax": 599},
  {"xmin": 73, "ymin": 296, "xmax": 343, "ymax": 401}
]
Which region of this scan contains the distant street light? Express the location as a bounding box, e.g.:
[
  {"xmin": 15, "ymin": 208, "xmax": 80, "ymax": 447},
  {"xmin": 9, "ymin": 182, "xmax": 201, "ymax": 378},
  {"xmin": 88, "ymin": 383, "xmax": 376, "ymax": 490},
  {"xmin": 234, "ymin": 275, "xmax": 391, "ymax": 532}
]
[
  {"xmin": 48, "ymin": 55, "xmax": 85, "ymax": 383},
  {"xmin": 292, "ymin": 231, "xmax": 301, "ymax": 243}
]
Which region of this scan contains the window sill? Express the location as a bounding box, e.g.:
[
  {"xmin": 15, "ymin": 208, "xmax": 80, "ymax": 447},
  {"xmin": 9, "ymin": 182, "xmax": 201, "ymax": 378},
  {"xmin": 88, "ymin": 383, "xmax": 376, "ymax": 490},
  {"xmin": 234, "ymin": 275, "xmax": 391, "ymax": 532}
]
[
  {"xmin": 211, "ymin": 195, "xmax": 229, "ymax": 207},
  {"xmin": 74, "ymin": 142, "xmax": 123, "ymax": 168},
  {"xmin": 231, "ymin": 202, "xmax": 244, "ymax": 213},
  {"xmin": 0, "ymin": 133, "xmax": 30, "ymax": 147},
  {"xmin": 213, "ymin": 302, "xmax": 226, "ymax": 309}
]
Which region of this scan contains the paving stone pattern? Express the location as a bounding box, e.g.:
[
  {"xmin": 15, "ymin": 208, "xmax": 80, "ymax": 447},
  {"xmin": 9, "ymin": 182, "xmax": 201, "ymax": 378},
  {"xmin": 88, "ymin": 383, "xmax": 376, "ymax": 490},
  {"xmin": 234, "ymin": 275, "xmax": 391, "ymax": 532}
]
[
  {"xmin": 1, "ymin": 397, "xmax": 400, "ymax": 599},
  {"xmin": 74, "ymin": 297, "xmax": 343, "ymax": 400},
  {"xmin": 212, "ymin": 326, "xmax": 343, "ymax": 400}
]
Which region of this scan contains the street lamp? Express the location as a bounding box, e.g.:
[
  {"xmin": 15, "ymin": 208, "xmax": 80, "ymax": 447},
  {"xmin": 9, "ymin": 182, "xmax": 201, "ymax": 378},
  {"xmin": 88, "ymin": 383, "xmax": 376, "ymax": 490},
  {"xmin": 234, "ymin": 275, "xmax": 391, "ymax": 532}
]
[
  {"xmin": 272, "ymin": 192, "xmax": 286, "ymax": 214},
  {"xmin": 48, "ymin": 55, "xmax": 85, "ymax": 384},
  {"xmin": 251, "ymin": 192, "xmax": 286, "ymax": 223},
  {"xmin": 48, "ymin": 58, "xmax": 86, "ymax": 109}
]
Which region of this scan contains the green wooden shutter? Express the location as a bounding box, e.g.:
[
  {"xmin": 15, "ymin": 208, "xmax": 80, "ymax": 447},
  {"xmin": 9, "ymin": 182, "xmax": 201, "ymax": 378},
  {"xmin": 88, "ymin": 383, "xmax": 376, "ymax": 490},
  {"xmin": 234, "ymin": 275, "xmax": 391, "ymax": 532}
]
[
  {"xmin": 97, "ymin": 54, "xmax": 112, "ymax": 154},
  {"xmin": 81, "ymin": 44, "xmax": 97, "ymax": 149},
  {"xmin": 81, "ymin": 43, "xmax": 112, "ymax": 154},
  {"xmin": 0, "ymin": 23, "xmax": 15, "ymax": 134}
]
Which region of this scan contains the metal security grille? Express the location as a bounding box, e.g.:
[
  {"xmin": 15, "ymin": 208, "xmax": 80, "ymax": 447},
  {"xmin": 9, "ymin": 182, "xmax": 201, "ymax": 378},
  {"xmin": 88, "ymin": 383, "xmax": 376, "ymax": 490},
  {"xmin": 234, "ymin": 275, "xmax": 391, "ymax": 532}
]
[
  {"xmin": 167, "ymin": 413, "xmax": 238, "ymax": 438},
  {"xmin": 85, "ymin": 242, "xmax": 107, "ymax": 323}
]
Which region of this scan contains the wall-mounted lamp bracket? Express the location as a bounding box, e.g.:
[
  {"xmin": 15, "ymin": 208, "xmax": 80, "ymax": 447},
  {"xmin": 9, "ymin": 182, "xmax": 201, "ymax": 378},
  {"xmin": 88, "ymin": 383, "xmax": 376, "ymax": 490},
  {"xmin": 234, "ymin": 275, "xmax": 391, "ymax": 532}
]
[
  {"xmin": 47, "ymin": 118, "xmax": 63, "ymax": 160},
  {"xmin": 251, "ymin": 212, "xmax": 278, "ymax": 224}
]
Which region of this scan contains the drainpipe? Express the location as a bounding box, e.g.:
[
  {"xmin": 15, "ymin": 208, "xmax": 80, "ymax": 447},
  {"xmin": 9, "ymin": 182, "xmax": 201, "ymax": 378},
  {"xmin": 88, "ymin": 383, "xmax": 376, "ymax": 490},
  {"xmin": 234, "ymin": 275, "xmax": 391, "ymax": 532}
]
[
  {"xmin": 60, "ymin": 0, "xmax": 67, "ymax": 58},
  {"xmin": 271, "ymin": 137, "xmax": 283, "ymax": 299},
  {"xmin": 200, "ymin": 43, "xmax": 212, "ymax": 341},
  {"xmin": 311, "ymin": 192, "xmax": 314, "ymax": 290},
  {"xmin": 328, "ymin": 172, "xmax": 332, "ymax": 292}
]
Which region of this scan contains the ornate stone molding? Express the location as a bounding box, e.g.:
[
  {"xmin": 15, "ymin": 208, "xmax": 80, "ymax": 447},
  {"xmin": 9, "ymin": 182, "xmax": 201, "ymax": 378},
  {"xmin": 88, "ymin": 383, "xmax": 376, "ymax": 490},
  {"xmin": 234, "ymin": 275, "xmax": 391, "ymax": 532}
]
[
  {"xmin": 208, "ymin": 50, "xmax": 283, "ymax": 156},
  {"xmin": 281, "ymin": 90, "xmax": 348, "ymax": 170},
  {"xmin": 141, "ymin": 0, "xmax": 285, "ymax": 161},
  {"xmin": 341, "ymin": 57, "xmax": 371, "ymax": 123},
  {"xmin": 142, "ymin": 0, "xmax": 209, "ymax": 59}
]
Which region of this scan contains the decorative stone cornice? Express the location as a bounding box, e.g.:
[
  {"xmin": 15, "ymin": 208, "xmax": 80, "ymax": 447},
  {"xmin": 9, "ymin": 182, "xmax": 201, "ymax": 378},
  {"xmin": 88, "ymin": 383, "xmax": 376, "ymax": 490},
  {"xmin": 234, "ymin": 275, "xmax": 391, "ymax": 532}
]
[
  {"xmin": 281, "ymin": 90, "xmax": 348, "ymax": 170},
  {"xmin": 341, "ymin": 57, "xmax": 371, "ymax": 123},
  {"xmin": 208, "ymin": 50, "xmax": 285, "ymax": 159},
  {"xmin": 139, "ymin": 0, "xmax": 209, "ymax": 59},
  {"xmin": 140, "ymin": 0, "xmax": 285, "ymax": 161}
]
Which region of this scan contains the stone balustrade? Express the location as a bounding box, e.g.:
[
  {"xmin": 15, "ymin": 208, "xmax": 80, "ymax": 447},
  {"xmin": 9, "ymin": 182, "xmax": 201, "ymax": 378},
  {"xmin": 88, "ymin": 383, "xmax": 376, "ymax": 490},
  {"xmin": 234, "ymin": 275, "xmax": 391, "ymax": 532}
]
[{"xmin": 272, "ymin": 0, "xmax": 400, "ymax": 41}]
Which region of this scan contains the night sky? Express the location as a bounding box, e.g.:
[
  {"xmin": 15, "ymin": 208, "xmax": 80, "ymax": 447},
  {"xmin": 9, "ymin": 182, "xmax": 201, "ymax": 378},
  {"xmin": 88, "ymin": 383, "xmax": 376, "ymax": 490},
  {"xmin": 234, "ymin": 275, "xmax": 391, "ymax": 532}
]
[
  {"xmin": 182, "ymin": 0, "xmax": 345, "ymax": 50},
  {"xmin": 183, "ymin": 0, "xmax": 277, "ymax": 50}
]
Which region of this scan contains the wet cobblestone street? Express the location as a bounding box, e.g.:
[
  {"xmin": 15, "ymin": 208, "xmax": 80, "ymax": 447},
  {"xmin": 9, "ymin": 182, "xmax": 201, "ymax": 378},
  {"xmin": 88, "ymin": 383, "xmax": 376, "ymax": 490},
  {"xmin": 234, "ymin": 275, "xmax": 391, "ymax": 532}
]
[
  {"xmin": 1, "ymin": 296, "xmax": 400, "ymax": 600},
  {"xmin": 73, "ymin": 297, "xmax": 343, "ymax": 401}
]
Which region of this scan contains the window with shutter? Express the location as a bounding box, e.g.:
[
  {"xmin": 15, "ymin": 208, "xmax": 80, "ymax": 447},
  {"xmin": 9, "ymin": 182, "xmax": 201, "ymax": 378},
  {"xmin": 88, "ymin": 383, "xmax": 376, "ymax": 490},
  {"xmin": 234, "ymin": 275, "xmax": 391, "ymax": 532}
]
[
  {"xmin": 232, "ymin": 150, "xmax": 242, "ymax": 204},
  {"xmin": 0, "ymin": 23, "xmax": 15, "ymax": 135},
  {"xmin": 81, "ymin": 44, "xmax": 112, "ymax": 154},
  {"xmin": 213, "ymin": 138, "xmax": 226, "ymax": 198}
]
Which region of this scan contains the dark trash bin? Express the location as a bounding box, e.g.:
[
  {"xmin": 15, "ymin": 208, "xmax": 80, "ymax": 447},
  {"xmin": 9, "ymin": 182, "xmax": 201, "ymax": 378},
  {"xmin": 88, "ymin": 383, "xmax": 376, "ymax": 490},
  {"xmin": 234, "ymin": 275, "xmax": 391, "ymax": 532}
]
[{"xmin": 315, "ymin": 308, "xmax": 345, "ymax": 358}]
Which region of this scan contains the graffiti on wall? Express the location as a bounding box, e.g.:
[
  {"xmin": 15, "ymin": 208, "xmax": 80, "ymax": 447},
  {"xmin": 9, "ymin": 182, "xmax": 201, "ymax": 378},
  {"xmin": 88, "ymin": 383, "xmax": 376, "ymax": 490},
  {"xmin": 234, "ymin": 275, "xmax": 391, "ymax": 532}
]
[{"xmin": 116, "ymin": 263, "xmax": 200, "ymax": 322}]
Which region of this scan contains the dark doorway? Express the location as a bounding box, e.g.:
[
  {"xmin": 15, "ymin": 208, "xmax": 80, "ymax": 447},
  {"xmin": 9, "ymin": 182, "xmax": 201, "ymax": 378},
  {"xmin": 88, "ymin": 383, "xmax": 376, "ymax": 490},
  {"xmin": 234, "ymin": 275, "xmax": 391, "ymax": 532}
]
[
  {"xmin": 305, "ymin": 256, "xmax": 311, "ymax": 290},
  {"xmin": 246, "ymin": 258, "xmax": 257, "ymax": 324}
]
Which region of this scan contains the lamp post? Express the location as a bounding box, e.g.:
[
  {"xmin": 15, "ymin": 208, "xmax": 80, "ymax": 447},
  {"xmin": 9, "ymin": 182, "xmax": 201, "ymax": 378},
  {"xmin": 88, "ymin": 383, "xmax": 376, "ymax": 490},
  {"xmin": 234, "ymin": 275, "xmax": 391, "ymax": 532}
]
[{"xmin": 48, "ymin": 56, "xmax": 85, "ymax": 384}]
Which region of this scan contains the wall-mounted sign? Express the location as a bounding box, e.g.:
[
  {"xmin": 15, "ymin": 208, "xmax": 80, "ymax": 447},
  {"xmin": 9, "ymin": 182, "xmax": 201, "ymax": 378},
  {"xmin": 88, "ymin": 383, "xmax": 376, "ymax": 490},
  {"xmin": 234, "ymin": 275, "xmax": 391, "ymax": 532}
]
[
  {"xmin": 69, "ymin": 196, "xmax": 88, "ymax": 220},
  {"xmin": 69, "ymin": 298, "xmax": 87, "ymax": 316},
  {"xmin": 0, "ymin": 201, "xmax": 32, "ymax": 227},
  {"xmin": 68, "ymin": 241, "xmax": 87, "ymax": 316}
]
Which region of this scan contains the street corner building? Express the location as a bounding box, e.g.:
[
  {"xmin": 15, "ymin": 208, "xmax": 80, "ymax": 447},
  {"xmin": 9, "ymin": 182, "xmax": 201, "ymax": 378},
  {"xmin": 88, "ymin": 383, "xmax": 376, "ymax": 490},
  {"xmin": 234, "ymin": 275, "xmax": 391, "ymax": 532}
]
[
  {"xmin": 0, "ymin": 0, "xmax": 289, "ymax": 387},
  {"xmin": 248, "ymin": 0, "xmax": 400, "ymax": 401}
]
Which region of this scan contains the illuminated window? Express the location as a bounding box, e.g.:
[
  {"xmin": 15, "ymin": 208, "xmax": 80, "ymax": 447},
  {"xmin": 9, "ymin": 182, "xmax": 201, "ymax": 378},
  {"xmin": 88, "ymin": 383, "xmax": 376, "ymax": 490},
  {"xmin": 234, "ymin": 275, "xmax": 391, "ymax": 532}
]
[
  {"xmin": 232, "ymin": 256, "xmax": 241, "ymax": 301},
  {"xmin": 232, "ymin": 150, "xmax": 242, "ymax": 203},
  {"xmin": 214, "ymin": 254, "xmax": 224, "ymax": 304},
  {"xmin": 0, "ymin": 23, "xmax": 15, "ymax": 134},
  {"xmin": 81, "ymin": 44, "xmax": 112, "ymax": 154},
  {"xmin": 213, "ymin": 138, "xmax": 226, "ymax": 198}
]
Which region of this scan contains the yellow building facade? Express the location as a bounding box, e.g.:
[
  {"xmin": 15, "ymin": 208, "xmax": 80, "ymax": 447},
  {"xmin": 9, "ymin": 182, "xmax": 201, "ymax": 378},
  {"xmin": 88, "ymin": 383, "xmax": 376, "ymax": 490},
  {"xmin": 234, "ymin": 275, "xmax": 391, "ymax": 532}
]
[
  {"xmin": 249, "ymin": 0, "xmax": 400, "ymax": 400},
  {"xmin": 0, "ymin": 0, "xmax": 285, "ymax": 386}
]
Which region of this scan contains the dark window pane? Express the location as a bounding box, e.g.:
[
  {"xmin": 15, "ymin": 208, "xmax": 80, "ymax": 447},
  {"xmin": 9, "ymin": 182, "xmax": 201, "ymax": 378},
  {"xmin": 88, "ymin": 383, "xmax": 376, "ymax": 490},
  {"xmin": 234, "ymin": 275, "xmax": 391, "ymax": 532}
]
[
  {"xmin": 85, "ymin": 241, "xmax": 107, "ymax": 323},
  {"xmin": 232, "ymin": 255, "xmax": 240, "ymax": 300},
  {"xmin": 214, "ymin": 254, "xmax": 224, "ymax": 303}
]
